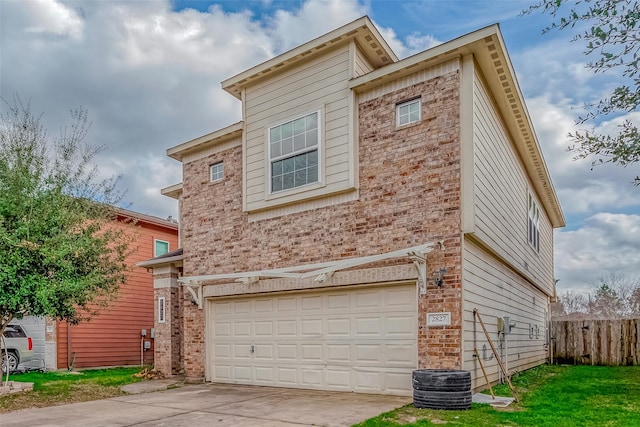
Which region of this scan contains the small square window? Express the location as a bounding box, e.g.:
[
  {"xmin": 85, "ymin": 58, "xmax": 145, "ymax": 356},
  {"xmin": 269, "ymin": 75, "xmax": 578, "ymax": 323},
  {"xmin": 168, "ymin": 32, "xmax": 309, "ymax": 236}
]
[
  {"xmin": 397, "ymin": 98, "xmax": 421, "ymax": 126},
  {"xmin": 210, "ymin": 162, "xmax": 224, "ymax": 182},
  {"xmin": 154, "ymin": 240, "xmax": 169, "ymax": 257}
]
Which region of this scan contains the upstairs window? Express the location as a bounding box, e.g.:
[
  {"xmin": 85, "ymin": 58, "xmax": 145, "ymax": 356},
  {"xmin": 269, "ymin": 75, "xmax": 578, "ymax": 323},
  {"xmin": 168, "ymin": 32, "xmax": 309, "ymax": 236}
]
[
  {"xmin": 210, "ymin": 162, "xmax": 224, "ymax": 182},
  {"xmin": 397, "ymin": 98, "xmax": 421, "ymax": 126},
  {"xmin": 528, "ymin": 193, "xmax": 540, "ymax": 252},
  {"xmin": 269, "ymin": 111, "xmax": 319, "ymax": 193},
  {"xmin": 154, "ymin": 239, "xmax": 169, "ymax": 257}
]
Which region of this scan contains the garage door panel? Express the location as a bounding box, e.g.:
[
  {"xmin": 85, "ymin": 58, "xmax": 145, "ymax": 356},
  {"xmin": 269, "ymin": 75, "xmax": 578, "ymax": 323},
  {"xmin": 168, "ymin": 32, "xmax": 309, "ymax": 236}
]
[
  {"xmin": 234, "ymin": 321, "xmax": 251, "ymax": 336},
  {"xmin": 326, "ymin": 369, "xmax": 351, "ymax": 388},
  {"xmin": 386, "ymin": 288, "xmax": 416, "ymax": 308},
  {"xmin": 255, "ymin": 321, "xmax": 273, "ymax": 336},
  {"xmin": 301, "ymin": 319, "xmax": 322, "ymax": 335},
  {"xmin": 386, "ymin": 315, "xmax": 416, "ymax": 336},
  {"xmin": 255, "ymin": 344, "xmax": 273, "ymax": 359},
  {"xmin": 234, "ymin": 301, "xmax": 251, "ymax": 314},
  {"xmin": 277, "ymin": 320, "xmax": 297, "ymax": 335},
  {"xmin": 277, "ymin": 297, "xmax": 296, "ymax": 312},
  {"xmin": 301, "ymin": 295, "xmax": 322, "ymax": 311},
  {"xmin": 215, "ymin": 322, "xmax": 231, "ymax": 336},
  {"xmin": 355, "ymin": 290, "xmax": 381, "ymax": 309},
  {"xmin": 255, "ymin": 366, "xmax": 275, "ymax": 382},
  {"xmin": 327, "ymin": 293, "xmax": 350, "ymax": 310},
  {"xmin": 254, "ymin": 299, "xmax": 274, "ymax": 313},
  {"xmin": 355, "ymin": 344, "xmax": 382, "ymax": 362},
  {"xmin": 386, "ymin": 372, "xmax": 412, "ymax": 393},
  {"xmin": 214, "ymin": 344, "xmax": 231, "ymax": 358},
  {"xmin": 327, "ymin": 318, "xmax": 350, "ymax": 335},
  {"xmin": 301, "ymin": 368, "xmax": 323, "ymax": 386},
  {"xmin": 327, "ymin": 344, "xmax": 350, "ymax": 362},
  {"xmin": 277, "ymin": 344, "xmax": 298, "ymax": 360},
  {"xmin": 214, "ymin": 365, "xmax": 231, "ymax": 380},
  {"xmin": 386, "ymin": 344, "xmax": 417, "ymax": 364},
  {"xmin": 355, "ymin": 317, "xmax": 382, "ymax": 335},
  {"xmin": 234, "ymin": 366, "xmax": 252, "ymax": 381},
  {"xmin": 209, "ymin": 284, "xmax": 416, "ymax": 395},
  {"xmin": 354, "ymin": 371, "xmax": 381, "ymax": 392},
  {"xmin": 233, "ymin": 343, "xmax": 252, "ymax": 359},
  {"xmin": 301, "ymin": 344, "xmax": 323, "ymax": 361},
  {"xmin": 277, "ymin": 367, "xmax": 297, "ymax": 384}
]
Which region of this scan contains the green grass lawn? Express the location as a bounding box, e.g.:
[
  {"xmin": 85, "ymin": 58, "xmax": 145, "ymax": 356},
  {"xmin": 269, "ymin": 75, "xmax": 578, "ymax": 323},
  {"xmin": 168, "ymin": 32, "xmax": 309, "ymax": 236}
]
[
  {"xmin": 0, "ymin": 367, "xmax": 143, "ymax": 413},
  {"xmin": 354, "ymin": 365, "xmax": 640, "ymax": 427}
]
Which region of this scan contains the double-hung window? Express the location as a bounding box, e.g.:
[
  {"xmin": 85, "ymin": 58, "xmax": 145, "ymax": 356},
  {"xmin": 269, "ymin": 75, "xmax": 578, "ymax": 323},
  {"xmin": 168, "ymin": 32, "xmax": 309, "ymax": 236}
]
[
  {"xmin": 528, "ymin": 193, "xmax": 540, "ymax": 252},
  {"xmin": 269, "ymin": 111, "xmax": 319, "ymax": 193},
  {"xmin": 397, "ymin": 98, "xmax": 421, "ymax": 126}
]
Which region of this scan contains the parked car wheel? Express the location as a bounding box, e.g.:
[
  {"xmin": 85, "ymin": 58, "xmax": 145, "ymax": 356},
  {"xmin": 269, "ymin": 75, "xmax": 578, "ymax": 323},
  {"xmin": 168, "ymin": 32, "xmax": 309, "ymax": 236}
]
[
  {"xmin": 413, "ymin": 389, "xmax": 472, "ymax": 410},
  {"xmin": 412, "ymin": 369, "xmax": 471, "ymax": 392},
  {"xmin": 1, "ymin": 350, "xmax": 19, "ymax": 374}
]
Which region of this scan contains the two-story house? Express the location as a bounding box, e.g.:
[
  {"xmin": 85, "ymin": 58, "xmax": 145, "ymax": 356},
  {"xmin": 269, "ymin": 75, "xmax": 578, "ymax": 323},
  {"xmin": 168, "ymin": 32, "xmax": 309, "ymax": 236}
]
[{"xmin": 142, "ymin": 16, "xmax": 565, "ymax": 396}]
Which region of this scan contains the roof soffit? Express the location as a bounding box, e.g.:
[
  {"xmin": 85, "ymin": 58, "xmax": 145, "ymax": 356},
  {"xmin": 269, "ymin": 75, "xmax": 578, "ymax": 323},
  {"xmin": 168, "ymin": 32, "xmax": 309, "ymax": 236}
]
[
  {"xmin": 166, "ymin": 121, "xmax": 243, "ymax": 162},
  {"xmin": 161, "ymin": 183, "xmax": 183, "ymax": 200},
  {"xmin": 222, "ymin": 16, "xmax": 397, "ymax": 99}
]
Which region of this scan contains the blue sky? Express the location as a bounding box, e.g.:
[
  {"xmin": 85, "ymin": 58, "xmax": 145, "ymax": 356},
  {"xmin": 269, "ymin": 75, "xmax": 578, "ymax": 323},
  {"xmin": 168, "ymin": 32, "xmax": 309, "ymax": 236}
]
[{"xmin": 1, "ymin": 0, "xmax": 639, "ymax": 293}]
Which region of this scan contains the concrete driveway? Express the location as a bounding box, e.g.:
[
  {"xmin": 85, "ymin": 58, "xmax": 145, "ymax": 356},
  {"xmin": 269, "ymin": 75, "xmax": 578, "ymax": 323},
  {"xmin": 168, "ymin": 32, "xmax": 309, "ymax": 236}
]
[{"xmin": 0, "ymin": 383, "xmax": 411, "ymax": 426}]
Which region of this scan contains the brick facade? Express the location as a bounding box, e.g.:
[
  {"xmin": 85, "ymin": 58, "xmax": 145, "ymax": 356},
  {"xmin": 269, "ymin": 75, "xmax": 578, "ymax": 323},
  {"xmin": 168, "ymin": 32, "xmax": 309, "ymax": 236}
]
[{"xmin": 178, "ymin": 70, "xmax": 462, "ymax": 378}]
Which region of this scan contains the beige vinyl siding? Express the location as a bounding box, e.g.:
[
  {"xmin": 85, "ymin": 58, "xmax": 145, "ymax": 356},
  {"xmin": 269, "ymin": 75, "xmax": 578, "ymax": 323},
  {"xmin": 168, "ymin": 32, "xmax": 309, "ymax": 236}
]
[
  {"xmin": 472, "ymin": 70, "xmax": 554, "ymax": 295},
  {"xmin": 354, "ymin": 45, "xmax": 373, "ymax": 76},
  {"xmin": 462, "ymin": 239, "xmax": 549, "ymax": 390},
  {"xmin": 244, "ymin": 44, "xmax": 355, "ymax": 211}
]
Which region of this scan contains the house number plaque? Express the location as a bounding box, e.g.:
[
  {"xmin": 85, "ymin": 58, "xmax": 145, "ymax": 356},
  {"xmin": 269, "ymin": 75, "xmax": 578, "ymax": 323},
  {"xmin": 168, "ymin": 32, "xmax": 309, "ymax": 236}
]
[{"xmin": 427, "ymin": 312, "xmax": 451, "ymax": 326}]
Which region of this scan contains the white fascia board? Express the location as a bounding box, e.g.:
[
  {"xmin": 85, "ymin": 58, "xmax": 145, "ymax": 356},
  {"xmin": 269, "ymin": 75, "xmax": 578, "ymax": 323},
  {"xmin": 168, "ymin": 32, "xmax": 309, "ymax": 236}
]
[
  {"xmin": 349, "ymin": 24, "xmax": 498, "ymax": 92},
  {"xmin": 137, "ymin": 255, "xmax": 184, "ymax": 268},
  {"xmin": 167, "ymin": 122, "xmax": 243, "ymax": 161}
]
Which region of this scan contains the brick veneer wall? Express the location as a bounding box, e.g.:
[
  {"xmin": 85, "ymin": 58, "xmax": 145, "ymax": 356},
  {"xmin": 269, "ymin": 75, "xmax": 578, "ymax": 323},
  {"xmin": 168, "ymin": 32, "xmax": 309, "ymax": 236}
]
[{"xmin": 179, "ymin": 70, "xmax": 462, "ymax": 378}]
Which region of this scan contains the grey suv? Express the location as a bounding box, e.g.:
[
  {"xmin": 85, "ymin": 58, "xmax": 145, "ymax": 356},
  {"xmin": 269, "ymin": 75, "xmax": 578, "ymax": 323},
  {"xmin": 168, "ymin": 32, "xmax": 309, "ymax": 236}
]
[{"xmin": 1, "ymin": 324, "xmax": 34, "ymax": 373}]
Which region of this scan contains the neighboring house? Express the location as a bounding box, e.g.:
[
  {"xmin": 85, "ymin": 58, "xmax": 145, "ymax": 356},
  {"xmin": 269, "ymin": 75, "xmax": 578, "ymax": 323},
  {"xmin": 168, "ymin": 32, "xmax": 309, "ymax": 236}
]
[
  {"xmin": 142, "ymin": 17, "xmax": 565, "ymax": 396},
  {"xmin": 16, "ymin": 209, "xmax": 179, "ymax": 371}
]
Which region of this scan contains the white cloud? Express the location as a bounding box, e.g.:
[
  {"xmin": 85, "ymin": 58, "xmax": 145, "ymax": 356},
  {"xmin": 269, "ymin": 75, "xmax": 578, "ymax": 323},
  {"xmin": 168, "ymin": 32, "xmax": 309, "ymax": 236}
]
[
  {"xmin": 527, "ymin": 96, "xmax": 640, "ymax": 214},
  {"xmin": 22, "ymin": 0, "xmax": 84, "ymax": 40},
  {"xmin": 266, "ymin": 0, "xmax": 366, "ymax": 53},
  {"xmin": 555, "ymin": 213, "xmax": 640, "ymax": 293}
]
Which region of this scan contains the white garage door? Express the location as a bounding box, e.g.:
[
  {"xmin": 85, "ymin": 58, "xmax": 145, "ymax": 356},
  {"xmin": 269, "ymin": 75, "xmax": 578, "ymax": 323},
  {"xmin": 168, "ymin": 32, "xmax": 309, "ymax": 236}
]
[{"xmin": 207, "ymin": 284, "xmax": 417, "ymax": 395}]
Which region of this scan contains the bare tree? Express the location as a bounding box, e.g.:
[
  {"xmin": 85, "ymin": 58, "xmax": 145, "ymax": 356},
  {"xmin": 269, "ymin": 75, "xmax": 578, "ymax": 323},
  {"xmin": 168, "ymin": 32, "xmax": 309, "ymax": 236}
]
[
  {"xmin": 557, "ymin": 291, "xmax": 588, "ymax": 318},
  {"xmin": 588, "ymin": 272, "xmax": 640, "ymax": 318}
]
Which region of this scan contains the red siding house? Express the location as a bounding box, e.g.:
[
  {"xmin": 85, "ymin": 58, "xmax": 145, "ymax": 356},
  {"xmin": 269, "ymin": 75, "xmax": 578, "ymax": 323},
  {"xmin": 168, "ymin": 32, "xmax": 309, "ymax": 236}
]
[{"xmin": 50, "ymin": 209, "xmax": 179, "ymax": 369}]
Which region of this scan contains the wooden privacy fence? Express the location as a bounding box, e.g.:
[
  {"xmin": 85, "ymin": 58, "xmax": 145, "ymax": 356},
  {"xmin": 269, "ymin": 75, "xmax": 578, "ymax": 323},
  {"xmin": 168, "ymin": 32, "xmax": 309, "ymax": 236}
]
[{"xmin": 551, "ymin": 319, "xmax": 640, "ymax": 366}]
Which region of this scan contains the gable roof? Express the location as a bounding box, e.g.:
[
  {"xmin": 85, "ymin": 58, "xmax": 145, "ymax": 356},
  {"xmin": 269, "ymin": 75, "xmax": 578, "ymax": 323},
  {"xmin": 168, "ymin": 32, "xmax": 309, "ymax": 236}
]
[
  {"xmin": 116, "ymin": 207, "xmax": 178, "ymax": 230},
  {"xmin": 221, "ymin": 16, "xmax": 397, "ymax": 99},
  {"xmin": 350, "ymin": 24, "xmax": 565, "ymax": 228}
]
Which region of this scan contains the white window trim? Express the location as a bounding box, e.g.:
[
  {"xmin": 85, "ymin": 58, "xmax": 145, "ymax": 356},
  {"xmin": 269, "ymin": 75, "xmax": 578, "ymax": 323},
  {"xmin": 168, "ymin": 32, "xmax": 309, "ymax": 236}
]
[
  {"xmin": 266, "ymin": 109, "xmax": 323, "ymax": 196},
  {"xmin": 396, "ymin": 98, "xmax": 421, "ymax": 127},
  {"xmin": 528, "ymin": 193, "xmax": 540, "ymax": 252},
  {"xmin": 154, "ymin": 239, "xmax": 170, "ymax": 257},
  {"xmin": 158, "ymin": 296, "xmax": 166, "ymax": 323},
  {"xmin": 210, "ymin": 162, "xmax": 224, "ymax": 182}
]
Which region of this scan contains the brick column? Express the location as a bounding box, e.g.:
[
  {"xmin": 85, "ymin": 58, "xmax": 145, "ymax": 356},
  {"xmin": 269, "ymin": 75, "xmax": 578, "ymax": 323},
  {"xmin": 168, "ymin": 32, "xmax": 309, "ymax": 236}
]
[{"xmin": 153, "ymin": 265, "xmax": 183, "ymax": 376}]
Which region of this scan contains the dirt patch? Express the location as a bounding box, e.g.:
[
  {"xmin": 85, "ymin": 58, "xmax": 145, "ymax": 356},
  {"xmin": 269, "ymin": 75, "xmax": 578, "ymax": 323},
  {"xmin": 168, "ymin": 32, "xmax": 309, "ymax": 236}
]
[{"xmin": 0, "ymin": 384, "xmax": 125, "ymax": 414}]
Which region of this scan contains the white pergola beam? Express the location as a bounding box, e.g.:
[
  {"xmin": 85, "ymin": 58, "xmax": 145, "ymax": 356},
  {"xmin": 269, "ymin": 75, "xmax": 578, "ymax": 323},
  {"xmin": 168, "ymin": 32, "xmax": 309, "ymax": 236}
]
[{"xmin": 179, "ymin": 242, "xmax": 437, "ymax": 286}]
